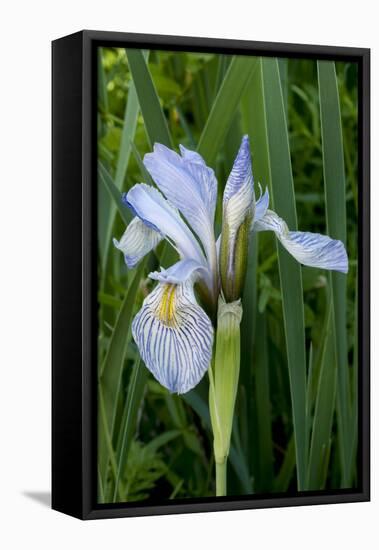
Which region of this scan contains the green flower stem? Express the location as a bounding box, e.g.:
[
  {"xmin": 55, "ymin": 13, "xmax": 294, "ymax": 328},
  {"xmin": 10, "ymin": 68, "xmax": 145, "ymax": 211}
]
[
  {"xmin": 216, "ymin": 460, "xmax": 227, "ymax": 497},
  {"xmin": 209, "ymin": 297, "xmax": 243, "ymax": 497}
]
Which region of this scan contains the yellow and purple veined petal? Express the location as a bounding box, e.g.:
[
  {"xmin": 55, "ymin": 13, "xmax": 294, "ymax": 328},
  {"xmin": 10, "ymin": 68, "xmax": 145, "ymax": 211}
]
[
  {"xmin": 132, "ymin": 268, "xmax": 214, "ymax": 394},
  {"xmin": 253, "ymin": 208, "xmax": 348, "ymax": 273},
  {"xmin": 143, "ymin": 143, "xmax": 218, "ymax": 270},
  {"xmin": 220, "ymin": 135, "xmax": 255, "ymax": 302}
]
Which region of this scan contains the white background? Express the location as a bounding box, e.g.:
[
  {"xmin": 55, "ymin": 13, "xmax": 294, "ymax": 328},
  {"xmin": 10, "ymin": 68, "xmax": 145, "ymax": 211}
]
[{"xmin": 0, "ymin": 1, "xmax": 376, "ymax": 548}]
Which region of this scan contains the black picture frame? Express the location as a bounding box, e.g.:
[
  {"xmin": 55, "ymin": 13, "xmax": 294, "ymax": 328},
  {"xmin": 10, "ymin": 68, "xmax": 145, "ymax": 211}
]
[{"xmin": 52, "ymin": 30, "xmax": 370, "ymax": 520}]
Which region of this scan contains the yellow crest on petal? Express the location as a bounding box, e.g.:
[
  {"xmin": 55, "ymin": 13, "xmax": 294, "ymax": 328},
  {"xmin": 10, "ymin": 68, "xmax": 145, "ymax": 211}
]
[{"xmin": 157, "ymin": 284, "xmax": 177, "ymax": 326}]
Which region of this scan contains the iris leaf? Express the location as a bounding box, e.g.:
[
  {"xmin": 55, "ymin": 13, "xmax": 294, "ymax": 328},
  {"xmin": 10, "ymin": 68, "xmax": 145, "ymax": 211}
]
[
  {"xmin": 98, "ymin": 161, "xmax": 132, "ymax": 226},
  {"xmin": 318, "ymin": 60, "xmax": 351, "ymax": 486},
  {"xmin": 197, "ymin": 55, "xmax": 258, "ymax": 165},
  {"xmin": 113, "ymin": 358, "xmax": 148, "ymax": 502},
  {"xmin": 256, "ymin": 57, "xmax": 308, "ymax": 490},
  {"xmin": 126, "ymin": 49, "xmax": 173, "ymax": 148},
  {"xmin": 98, "ymin": 261, "xmax": 147, "ymax": 491},
  {"xmin": 307, "ymin": 304, "xmax": 337, "ymax": 489},
  {"xmin": 99, "ymin": 51, "xmax": 144, "ymax": 276}
]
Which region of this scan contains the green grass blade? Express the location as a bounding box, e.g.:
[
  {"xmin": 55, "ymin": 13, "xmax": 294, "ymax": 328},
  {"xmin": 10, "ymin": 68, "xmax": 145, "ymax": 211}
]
[
  {"xmin": 113, "ymin": 358, "xmax": 148, "ymax": 501},
  {"xmin": 99, "ymin": 52, "xmax": 143, "ymax": 275},
  {"xmin": 144, "ymin": 430, "xmax": 182, "ymax": 455},
  {"xmin": 197, "ymin": 55, "xmax": 258, "ymax": 164},
  {"xmin": 307, "ymin": 305, "xmax": 337, "ymax": 489},
  {"xmin": 98, "ymin": 161, "xmax": 132, "ymax": 226},
  {"xmin": 274, "ymin": 435, "xmax": 295, "ymax": 492},
  {"xmin": 214, "ymin": 55, "xmax": 230, "ymax": 98},
  {"xmin": 130, "ymin": 141, "xmax": 154, "ymax": 185},
  {"xmin": 240, "ymin": 67, "xmax": 273, "ymax": 478},
  {"xmin": 99, "ymin": 385, "xmax": 119, "ymax": 486},
  {"xmin": 347, "ymin": 279, "xmax": 358, "ymax": 484},
  {"xmin": 126, "ymin": 49, "xmax": 173, "ymax": 148},
  {"xmin": 239, "ymin": 232, "xmax": 258, "ymax": 470},
  {"xmin": 305, "ymin": 343, "xmax": 314, "ymax": 445},
  {"xmin": 259, "ymin": 57, "xmax": 308, "ymax": 490},
  {"xmin": 318, "ymin": 60, "xmax": 350, "ymax": 486},
  {"xmin": 98, "ymin": 261, "xmax": 146, "ymax": 489},
  {"xmin": 253, "ymin": 312, "xmax": 274, "ymax": 491},
  {"xmin": 278, "ymin": 58, "xmax": 288, "ymax": 119},
  {"xmin": 114, "ymin": 59, "xmax": 146, "ymax": 190}
]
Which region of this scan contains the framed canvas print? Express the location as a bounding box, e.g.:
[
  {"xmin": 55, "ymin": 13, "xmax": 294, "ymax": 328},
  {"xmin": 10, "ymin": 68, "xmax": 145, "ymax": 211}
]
[{"xmin": 52, "ymin": 30, "xmax": 370, "ymax": 519}]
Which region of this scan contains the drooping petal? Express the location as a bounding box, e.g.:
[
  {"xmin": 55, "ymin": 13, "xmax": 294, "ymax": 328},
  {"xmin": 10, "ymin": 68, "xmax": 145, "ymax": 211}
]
[
  {"xmin": 143, "ymin": 143, "xmax": 217, "ymax": 261},
  {"xmin": 113, "ymin": 216, "xmax": 163, "ymax": 268},
  {"xmin": 254, "ymin": 209, "xmax": 348, "ymax": 273},
  {"xmin": 124, "ymin": 183, "xmax": 206, "ymax": 267},
  {"xmin": 222, "ymin": 135, "xmax": 255, "ymax": 236},
  {"xmin": 132, "ymin": 277, "xmax": 214, "ymax": 394},
  {"xmin": 149, "ymin": 258, "xmax": 210, "ymax": 285}
]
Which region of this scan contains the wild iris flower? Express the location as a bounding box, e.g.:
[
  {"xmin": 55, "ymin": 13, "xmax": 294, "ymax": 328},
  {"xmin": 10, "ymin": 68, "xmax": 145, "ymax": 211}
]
[{"xmin": 114, "ymin": 136, "xmax": 348, "ymax": 395}]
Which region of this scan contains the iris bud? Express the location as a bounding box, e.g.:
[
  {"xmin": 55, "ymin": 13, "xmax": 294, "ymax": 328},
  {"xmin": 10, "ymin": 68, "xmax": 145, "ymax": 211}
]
[{"xmin": 219, "ymin": 135, "xmax": 254, "ymax": 303}]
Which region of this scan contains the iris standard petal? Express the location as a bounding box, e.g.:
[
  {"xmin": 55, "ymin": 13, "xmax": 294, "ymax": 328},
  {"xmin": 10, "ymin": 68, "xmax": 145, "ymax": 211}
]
[
  {"xmin": 222, "ymin": 135, "xmax": 254, "ymax": 237},
  {"xmin": 143, "ymin": 143, "xmax": 217, "ymax": 261},
  {"xmin": 149, "ymin": 258, "xmax": 210, "ymax": 285},
  {"xmin": 125, "ymin": 183, "xmax": 206, "ymax": 267},
  {"xmin": 254, "ymin": 209, "xmax": 348, "ymax": 273},
  {"xmin": 132, "ymin": 278, "xmax": 214, "ymax": 394},
  {"xmin": 113, "ymin": 216, "xmax": 163, "ymax": 268},
  {"xmin": 179, "ymin": 144, "xmax": 218, "ymax": 221}
]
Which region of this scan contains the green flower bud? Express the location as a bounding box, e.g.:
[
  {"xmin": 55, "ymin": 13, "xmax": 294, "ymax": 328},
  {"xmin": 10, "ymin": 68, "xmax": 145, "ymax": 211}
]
[{"xmin": 220, "ymin": 213, "xmax": 252, "ymax": 303}]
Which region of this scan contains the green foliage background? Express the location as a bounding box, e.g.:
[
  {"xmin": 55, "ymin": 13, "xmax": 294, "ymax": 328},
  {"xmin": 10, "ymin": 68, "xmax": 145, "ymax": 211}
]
[{"xmin": 97, "ymin": 47, "xmax": 358, "ymax": 503}]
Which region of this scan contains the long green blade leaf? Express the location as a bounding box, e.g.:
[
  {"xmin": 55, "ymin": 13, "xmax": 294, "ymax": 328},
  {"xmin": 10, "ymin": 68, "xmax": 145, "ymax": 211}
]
[
  {"xmin": 98, "ymin": 161, "xmax": 132, "ymax": 226},
  {"xmin": 274, "ymin": 435, "xmax": 295, "ymax": 492},
  {"xmin": 259, "ymin": 57, "xmax": 308, "ymax": 489},
  {"xmin": 318, "ymin": 60, "xmax": 350, "ymax": 486},
  {"xmin": 126, "ymin": 49, "xmax": 173, "ymax": 148},
  {"xmin": 113, "ymin": 358, "xmax": 148, "ymax": 501},
  {"xmin": 98, "ymin": 51, "xmax": 144, "ymax": 278},
  {"xmin": 307, "ymin": 305, "xmax": 337, "ymax": 489},
  {"xmin": 240, "ymin": 70, "xmax": 273, "ymax": 479},
  {"xmin": 253, "ymin": 312, "xmax": 274, "ymax": 491},
  {"xmin": 197, "ymin": 55, "xmax": 258, "ymax": 164},
  {"xmin": 98, "ymin": 261, "xmax": 146, "ymax": 488}
]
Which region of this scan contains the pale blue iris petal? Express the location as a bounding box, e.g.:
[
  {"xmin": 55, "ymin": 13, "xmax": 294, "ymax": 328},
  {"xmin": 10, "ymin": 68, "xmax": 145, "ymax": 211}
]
[
  {"xmin": 113, "ymin": 216, "xmax": 162, "ymax": 268},
  {"xmin": 179, "ymin": 145, "xmax": 218, "ymax": 223},
  {"xmin": 132, "ymin": 279, "xmax": 213, "ymax": 394},
  {"xmin": 125, "ymin": 183, "xmax": 206, "ymax": 267},
  {"xmin": 254, "ymin": 209, "xmax": 348, "ymax": 273},
  {"xmin": 253, "ymin": 187, "xmax": 270, "ymax": 224},
  {"xmin": 179, "ymin": 145, "xmax": 206, "ymax": 165},
  {"xmin": 149, "ymin": 258, "xmax": 210, "ymax": 285},
  {"xmin": 223, "ymin": 135, "xmax": 254, "ymax": 236},
  {"xmin": 143, "ymin": 144, "xmax": 217, "ymax": 260}
]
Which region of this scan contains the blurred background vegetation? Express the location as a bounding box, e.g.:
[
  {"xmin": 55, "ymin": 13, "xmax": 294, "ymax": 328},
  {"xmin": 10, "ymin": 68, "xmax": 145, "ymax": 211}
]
[{"xmin": 97, "ymin": 47, "xmax": 358, "ymax": 503}]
